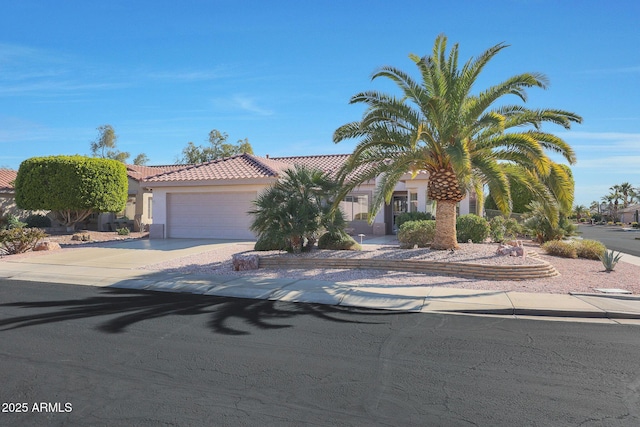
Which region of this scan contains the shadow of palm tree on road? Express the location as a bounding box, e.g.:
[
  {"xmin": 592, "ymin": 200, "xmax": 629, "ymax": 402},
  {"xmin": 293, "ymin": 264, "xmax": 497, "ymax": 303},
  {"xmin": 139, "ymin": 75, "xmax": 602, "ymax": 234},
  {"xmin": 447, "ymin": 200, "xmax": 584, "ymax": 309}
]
[{"xmin": 0, "ymin": 288, "xmax": 395, "ymax": 336}]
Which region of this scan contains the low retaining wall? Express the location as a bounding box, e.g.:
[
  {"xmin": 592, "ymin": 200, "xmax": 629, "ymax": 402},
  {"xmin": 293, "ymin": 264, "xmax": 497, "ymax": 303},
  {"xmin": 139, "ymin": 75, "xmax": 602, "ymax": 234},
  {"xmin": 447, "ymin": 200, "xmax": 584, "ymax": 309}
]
[{"xmin": 258, "ymin": 257, "xmax": 559, "ymax": 281}]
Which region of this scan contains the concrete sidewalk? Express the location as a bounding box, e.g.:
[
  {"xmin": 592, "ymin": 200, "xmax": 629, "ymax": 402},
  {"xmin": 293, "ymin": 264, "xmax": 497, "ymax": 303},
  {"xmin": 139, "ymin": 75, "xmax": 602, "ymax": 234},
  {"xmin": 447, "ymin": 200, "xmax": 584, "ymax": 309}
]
[{"xmin": 1, "ymin": 238, "xmax": 640, "ymax": 324}]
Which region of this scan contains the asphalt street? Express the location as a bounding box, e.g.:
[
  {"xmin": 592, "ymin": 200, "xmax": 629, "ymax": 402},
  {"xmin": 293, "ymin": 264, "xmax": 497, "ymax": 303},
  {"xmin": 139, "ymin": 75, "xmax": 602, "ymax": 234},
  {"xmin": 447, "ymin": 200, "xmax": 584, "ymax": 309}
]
[
  {"xmin": 1, "ymin": 280, "xmax": 640, "ymax": 426},
  {"xmin": 578, "ymin": 224, "xmax": 640, "ymax": 257}
]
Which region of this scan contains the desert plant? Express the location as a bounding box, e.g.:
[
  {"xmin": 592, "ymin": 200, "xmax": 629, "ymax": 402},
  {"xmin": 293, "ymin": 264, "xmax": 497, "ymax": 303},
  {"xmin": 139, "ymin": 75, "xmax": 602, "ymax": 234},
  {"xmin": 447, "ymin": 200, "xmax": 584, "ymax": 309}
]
[
  {"xmin": 575, "ymin": 239, "xmax": 606, "ymax": 260},
  {"xmin": 24, "ymin": 214, "xmax": 52, "ymax": 228},
  {"xmin": 541, "ymin": 240, "xmax": 577, "ymax": 258},
  {"xmin": 600, "ymin": 249, "xmax": 623, "ymax": 272},
  {"xmin": 523, "ymin": 201, "xmax": 575, "ymax": 243},
  {"xmin": 249, "ymin": 165, "xmax": 342, "ymax": 254},
  {"xmin": 398, "ymin": 220, "xmax": 437, "ymax": 248},
  {"xmin": 3, "ymin": 214, "xmax": 27, "ymax": 230},
  {"xmin": 116, "ymin": 227, "xmax": 130, "ymax": 236},
  {"xmin": 317, "ymin": 231, "xmax": 361, "ymax": 250},
  {"xmin": 0, "ymin": 227, "xmax": 47, "ymax": 255},
  {"xmin": 395, "ymin": 212, "xmax": 433, "ymax": 229},
  {"xmin": 456, "ymin": 214, "xmax": 490, "ymax": 243}
]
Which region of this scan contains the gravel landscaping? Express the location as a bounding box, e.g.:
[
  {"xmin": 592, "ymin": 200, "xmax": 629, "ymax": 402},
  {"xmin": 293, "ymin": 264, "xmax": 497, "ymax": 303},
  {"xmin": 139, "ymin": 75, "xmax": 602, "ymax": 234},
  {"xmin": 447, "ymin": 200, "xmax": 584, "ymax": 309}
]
[
  {"xmin": 3, "ymin": 231, "xmax": 639, "ymax": 295},
  {"xmin": 141, "ymin": 240, "xmax": 640, "ymax": 296}
]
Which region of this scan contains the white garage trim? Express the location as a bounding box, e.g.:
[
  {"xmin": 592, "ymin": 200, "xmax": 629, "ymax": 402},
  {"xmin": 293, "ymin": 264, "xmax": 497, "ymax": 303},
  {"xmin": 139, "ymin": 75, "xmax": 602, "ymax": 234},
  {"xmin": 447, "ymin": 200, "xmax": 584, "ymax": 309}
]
[{"xmin": 166, "ymin": 192, "xmax": 256, "ymax": 239}]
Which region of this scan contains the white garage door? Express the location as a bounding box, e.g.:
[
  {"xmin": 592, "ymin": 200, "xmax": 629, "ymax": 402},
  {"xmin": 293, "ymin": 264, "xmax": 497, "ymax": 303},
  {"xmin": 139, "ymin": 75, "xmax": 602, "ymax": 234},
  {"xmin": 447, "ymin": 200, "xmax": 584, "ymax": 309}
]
[{"xmin": 167, "ymin": 192, "xmax": 256, "ymax": 239}]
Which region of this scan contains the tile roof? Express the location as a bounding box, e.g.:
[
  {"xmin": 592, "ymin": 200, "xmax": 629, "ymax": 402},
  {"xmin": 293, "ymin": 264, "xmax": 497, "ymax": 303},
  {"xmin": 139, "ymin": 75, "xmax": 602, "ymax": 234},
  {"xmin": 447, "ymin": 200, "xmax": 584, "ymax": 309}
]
[
  {"xmin": 126, "ymin": 164, "xmax": 188, "ymax": 181},
  {"xmin": 0, "ymin": 169, "xmax": 17, "ymax": 193},
  {"xmin": 270, "ymin": 154, "xmax": 351, "ymax": 177},
  {"xmin": 144, "ymin": 153, "xmax": 295, "ymax": 183}
]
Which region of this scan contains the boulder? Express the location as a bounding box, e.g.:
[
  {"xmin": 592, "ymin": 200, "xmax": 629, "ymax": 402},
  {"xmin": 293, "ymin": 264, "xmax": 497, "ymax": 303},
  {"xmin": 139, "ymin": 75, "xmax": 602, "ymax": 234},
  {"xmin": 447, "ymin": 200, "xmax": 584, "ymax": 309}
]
[
  {"xmin": 71, "ymin": 232, "xmax": 91, "ymax": 241},
  {"xmin": 232, "ymin": 254, "xmax": 259, "ymax": 271},
  {"xmin": 496, "ymin": 241, "xmax": 526, "ymax": 258},
  {"xmin": 33, "ymin": 241, "xmax": 62, "ymax": 252}
]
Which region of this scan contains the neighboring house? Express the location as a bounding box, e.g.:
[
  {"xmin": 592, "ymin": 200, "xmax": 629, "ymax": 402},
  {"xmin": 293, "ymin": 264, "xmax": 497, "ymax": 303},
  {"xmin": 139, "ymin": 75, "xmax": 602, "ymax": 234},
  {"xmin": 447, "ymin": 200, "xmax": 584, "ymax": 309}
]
[
  {"xmin": 618, "ymin": 203, "xmax": 640, "ymax": 224},
  {"xmin": 143, "ymin": 153, "xmax": 481, "ymax": 240},
  {"xmin": 98, "ymin": 164, "xmax": 186, "ymax": 231},
  {"xmin": 0, "ymin": 169, "xmax": 20, "ymax": 218}
]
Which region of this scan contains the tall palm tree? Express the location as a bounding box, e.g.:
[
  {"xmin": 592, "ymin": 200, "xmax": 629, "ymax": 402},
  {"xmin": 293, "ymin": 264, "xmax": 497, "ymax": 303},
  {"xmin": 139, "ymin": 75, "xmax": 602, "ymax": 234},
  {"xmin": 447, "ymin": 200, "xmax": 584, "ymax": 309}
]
[
  {"xmin": 618, "ymin": 182, "xmax": 635, "ymax": 208},
  {"xmin": 333, "ymin": 35, "xmax": 582, "ymax": 249},
  {"xmin": 573, "ymin": 204, "xmax": 587, "ymax": 222}
]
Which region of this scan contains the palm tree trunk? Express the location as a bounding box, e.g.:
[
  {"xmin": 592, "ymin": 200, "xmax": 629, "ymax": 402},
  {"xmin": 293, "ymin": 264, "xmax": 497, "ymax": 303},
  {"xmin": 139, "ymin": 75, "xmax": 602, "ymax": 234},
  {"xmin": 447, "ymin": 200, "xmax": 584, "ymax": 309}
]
[{"xmin": 431, "ymin": 200, "xmax": 459, "ymax": 250}]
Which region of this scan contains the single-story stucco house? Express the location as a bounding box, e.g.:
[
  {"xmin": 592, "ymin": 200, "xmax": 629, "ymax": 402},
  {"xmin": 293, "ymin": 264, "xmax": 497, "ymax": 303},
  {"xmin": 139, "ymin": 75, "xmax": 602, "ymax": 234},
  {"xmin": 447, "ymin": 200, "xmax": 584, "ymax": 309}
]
[
  {"xmin": 142, "ymin": 153, "xmax": 481, "ymax": 240},
  {"xmin": 97, "ymin": 164, "xmax": 187, "ymax": 231},
  {"xmin": 617, "ymin": 203, "xmax": 640, "ymax": 224},
  {"xmin": 0, "ymin": 168, "xmax": 20, "ymax": 218}
]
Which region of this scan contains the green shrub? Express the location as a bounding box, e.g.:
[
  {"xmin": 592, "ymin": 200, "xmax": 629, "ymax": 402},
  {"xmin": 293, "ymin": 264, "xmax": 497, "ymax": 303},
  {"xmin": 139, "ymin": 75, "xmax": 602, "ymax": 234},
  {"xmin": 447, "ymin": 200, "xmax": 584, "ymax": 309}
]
[
  {"xmin": 254, "ymin": 233, "xmax": 288, "ymax": 251},
  {"xmin": 398, "ymin": 220, "xmax": 436, "ymax": 248},
  {"xmin": 632, "ymin": 222, "xmax": 639, "ymax": 229},
  {"xmin": 24, "ymin": 214, "xmax": 52, "ymax": 228},
  {"xmin": 0, "ymin": 227, "xmax": 47, "ymax": 255},
  {"xmin": 318, "ymin": 232, "xmax": 361, "ymax": 250},
  {"xmin": 395, "ymin": 211, "xmax": 433, "ymax": 229},
  {"xmin": 575, "ymin": 239, "xmax": 606, "ymax": 260},
  {"xmin": 489, "ymin": 216, "xmax": 506, "ymax": 242},
  {"xmin": 456, "ymin": 214, "xmax": 490, "ymax": 243},
  {"xmin": 116, "ymin": 227, "xmax": 130, "ymax": 236},
  {"xmin": 541, "ymin": 240, "xmax": 577, "ymax": 258},
  {"xmin": 15, "ymin": 155, "xmax": 128, "ymax": 229}
]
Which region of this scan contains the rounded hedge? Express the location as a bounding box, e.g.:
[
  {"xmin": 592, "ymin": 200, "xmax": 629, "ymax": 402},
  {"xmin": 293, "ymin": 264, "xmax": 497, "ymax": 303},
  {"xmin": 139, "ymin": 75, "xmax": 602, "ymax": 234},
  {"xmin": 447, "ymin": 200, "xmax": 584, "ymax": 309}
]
[
  {"xmin": 398, "ymin": 220, "xmax": 436, "ymax": 248},
  {"xmin": 15, "ymin": 155, "xmax": 128, "ymax": 212},
  {"xmin": 318, "ymin": 232, "xmax": 361, "ymax": 250},
  {"xmin": 456, "ymin": 214, "xmax": 490, "ymax": 243}
]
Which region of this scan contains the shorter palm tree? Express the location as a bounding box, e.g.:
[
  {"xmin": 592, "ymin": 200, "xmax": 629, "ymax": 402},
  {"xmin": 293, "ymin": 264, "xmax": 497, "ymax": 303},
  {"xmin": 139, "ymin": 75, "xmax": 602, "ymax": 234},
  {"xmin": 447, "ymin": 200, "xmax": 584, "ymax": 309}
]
[
  {"xmin": 249, "ymin": 166, "xmax": 343, "ymax": 253},
  {"xmin": 573, "ymin": 204, "xmax": 587, "ymax": 222}
]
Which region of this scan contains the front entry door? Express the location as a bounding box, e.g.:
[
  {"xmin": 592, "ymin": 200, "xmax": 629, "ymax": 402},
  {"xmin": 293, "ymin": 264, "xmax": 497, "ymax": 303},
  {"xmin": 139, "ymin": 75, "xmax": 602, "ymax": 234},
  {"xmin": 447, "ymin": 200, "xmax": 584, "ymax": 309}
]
[{"xmin": 391, "ymin": 194, "xmax": 408, "ymax": 234}]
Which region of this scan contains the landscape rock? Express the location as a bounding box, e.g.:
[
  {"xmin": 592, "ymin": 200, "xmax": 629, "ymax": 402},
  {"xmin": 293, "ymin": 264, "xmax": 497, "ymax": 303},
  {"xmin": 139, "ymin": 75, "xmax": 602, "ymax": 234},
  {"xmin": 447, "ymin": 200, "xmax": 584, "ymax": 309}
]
[
  {"xmin": 232, "ymin": 254, "xmax": 259, "ymax": 271},
  {"xmin": 496, "ymin": 240, "xmax": 526, "ymax": 258},
  {"xmin": 33, "ymin": 241, "xmax": 62, "ymax": 252},
  {"xmin": 71, "ymin": 232, "xmax": 91, "ymax": 241}
]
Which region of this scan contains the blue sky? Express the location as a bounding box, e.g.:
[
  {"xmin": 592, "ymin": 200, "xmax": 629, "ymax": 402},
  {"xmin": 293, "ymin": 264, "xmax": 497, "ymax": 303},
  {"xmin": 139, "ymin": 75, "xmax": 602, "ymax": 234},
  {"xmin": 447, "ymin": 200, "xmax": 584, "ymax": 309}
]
[{"xmin": 1, "ymin": 0, "xmax": 639, "ymax": 207}]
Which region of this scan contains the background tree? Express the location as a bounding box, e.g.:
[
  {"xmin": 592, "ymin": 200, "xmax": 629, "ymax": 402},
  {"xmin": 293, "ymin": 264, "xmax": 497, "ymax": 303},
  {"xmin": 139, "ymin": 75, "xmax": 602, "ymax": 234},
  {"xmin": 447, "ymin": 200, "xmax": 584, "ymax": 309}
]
[
  {"xmin": 90, "ymin": 124, "xmax": 148, "ymax": 165},
  {"xmin": 333, "ymin": 35, "xmax": 581, "ymax": 249},
  {"xmin": 15, "ymin": 156, "xmax": 128, "ymax": 231},
  {"xmin": 177, "ymin": 129, "xmax": 254, "ymax": 163},
  {"xmin": 133, "ymin": 153, "xmax": 149, "ymax": 165}
]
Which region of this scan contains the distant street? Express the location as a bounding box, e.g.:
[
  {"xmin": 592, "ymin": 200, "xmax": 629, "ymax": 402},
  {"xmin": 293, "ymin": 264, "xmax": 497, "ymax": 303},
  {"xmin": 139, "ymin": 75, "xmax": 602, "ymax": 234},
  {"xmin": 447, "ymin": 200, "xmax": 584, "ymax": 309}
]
[
  {"xmin": 1, "ymin": 280, "xmax": 640, "ymax": 426},
  {"xmin": 578, "ymin": 224, "xmax": 640, "ymax": 257}
]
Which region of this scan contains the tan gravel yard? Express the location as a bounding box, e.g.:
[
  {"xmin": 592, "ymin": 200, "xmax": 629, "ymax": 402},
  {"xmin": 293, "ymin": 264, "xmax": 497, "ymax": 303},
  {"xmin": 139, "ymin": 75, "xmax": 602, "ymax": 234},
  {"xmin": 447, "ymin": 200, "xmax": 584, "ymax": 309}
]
[{"xmin": 141, "ymin": 241, "xmax": 640, "ymax": 295}]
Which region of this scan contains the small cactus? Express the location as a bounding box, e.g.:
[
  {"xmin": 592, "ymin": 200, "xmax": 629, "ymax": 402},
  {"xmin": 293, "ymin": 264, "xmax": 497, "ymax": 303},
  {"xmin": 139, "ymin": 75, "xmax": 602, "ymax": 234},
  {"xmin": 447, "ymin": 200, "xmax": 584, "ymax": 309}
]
[{"xmin": 599, "ymin": 249, "xmax": 623, "ymax": 272}]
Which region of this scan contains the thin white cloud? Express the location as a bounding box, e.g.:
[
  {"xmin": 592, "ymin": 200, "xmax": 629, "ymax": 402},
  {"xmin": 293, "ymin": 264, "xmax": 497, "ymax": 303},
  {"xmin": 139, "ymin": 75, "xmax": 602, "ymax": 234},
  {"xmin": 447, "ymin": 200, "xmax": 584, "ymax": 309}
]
[
  {"xmin": 559, "ymin": 131, "xmax": 640, "ymax": 152},
  {"xmin": 147, "ymin": 66, "xmax": 235, "ymax": 82},
  {"xmin": 573, "ymin": 155, "xmax": 640, "ymax": 173},
  {"xmin": 211, "ymin": 95, "xmax": 274, "ymax": 116}
]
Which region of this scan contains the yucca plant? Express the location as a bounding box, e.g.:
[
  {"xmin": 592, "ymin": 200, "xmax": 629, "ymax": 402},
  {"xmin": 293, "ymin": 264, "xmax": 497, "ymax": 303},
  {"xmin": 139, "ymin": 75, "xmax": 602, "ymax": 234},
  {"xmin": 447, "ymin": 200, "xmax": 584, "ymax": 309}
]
[{"xmin": 599, "ymin": 249, "xmax": 623, "ymax": 272}]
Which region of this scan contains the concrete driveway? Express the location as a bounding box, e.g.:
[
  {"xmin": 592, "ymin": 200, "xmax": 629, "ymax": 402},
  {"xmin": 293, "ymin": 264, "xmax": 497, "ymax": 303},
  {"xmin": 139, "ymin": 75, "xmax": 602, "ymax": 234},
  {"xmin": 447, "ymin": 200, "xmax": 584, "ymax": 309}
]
[{"xmin": 0, "ymin": 239, "xmax": 249, "ymax": 285}]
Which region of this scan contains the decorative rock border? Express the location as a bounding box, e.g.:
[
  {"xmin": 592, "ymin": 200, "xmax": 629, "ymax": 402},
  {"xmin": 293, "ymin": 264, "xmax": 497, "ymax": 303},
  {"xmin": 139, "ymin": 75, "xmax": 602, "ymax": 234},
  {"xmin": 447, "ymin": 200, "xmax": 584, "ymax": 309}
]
[{"xmin": 258, "ymin": 256, "xmax": 559, "ymax": 281}]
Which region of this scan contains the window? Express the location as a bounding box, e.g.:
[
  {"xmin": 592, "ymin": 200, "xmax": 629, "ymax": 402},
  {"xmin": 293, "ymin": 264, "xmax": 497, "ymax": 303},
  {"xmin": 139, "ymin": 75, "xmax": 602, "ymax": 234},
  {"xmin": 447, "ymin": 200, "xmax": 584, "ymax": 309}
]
[
  {"xmin": 340, "ymin": 195, "xmax": 369, "ymax": 221},
  {"xmin": 148, "ymin": 196, "xmax": 153, "ymax": 220},
  {"xmin": 424, "ymin": 192, "xmax": 435, "ymax": 215},
  {"xmin": 409, "ymin": 192, "xmax": 418, "ymax": 213}
]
